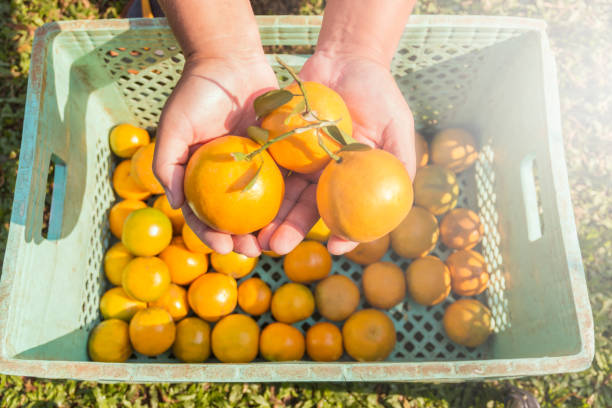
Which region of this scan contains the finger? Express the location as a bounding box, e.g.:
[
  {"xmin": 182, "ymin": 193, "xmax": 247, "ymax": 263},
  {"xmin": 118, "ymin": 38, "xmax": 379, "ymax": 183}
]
[
  {"xmin": 327, "ymin": 235, "xmax": 359, "ymax": 255},
  {"xmin": 381, "ymin": 111, "xmax": 417, "ymax": 180},
  {"xmin": 182, "ymin": 204, "xmax": 233, "ymax": 254},
  {"xmin": 232, "ymin": 234, "xmax": 262, "ymax": 258}
]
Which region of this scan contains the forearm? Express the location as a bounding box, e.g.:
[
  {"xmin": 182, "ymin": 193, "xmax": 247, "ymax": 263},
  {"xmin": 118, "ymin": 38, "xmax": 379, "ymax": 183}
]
[{"xmin": 316, "ymin": 0, "xmax": 416, "ymax": 66}]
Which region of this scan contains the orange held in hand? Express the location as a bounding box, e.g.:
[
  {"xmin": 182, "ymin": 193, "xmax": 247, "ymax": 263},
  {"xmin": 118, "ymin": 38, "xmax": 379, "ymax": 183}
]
[
  {"xmin": 122, "ymin": 256, "xmax": 171, "ymax": 302},
  {"xmin": 342, "ymin": 309, "xmax": 396, "ymax": 362},
  {"xmin": 153, "ymin": 194, "xmax": 185, "ymax": 235},
  {"xmin": 112, "ymin": 160, "xmax": 151, "ymax": 201},
  {"xmin": 210, "ymin": 251, "xmax": 258, "ymax": 279},
  {"xmin": 440, "ymin": 208, "xmax": 484, "ymax": 250},
  {"xmin": 121, "ymin": 207, "xmax": 173, "ymax": 256},
  {"xmin": 314, "ymin": 274, "xmax": 360, "ymax": 322},
  {"xmin": 237, "ymin": 278, "xmax": 272, "ymax": 316},
  {"xmin": 345, "ymin": 235, "xmax": 390, "ymax": 265},
  {"xmin": 283, "ymin": 240, "xmax": 332, "ymax": 283},
  {"xmin": 131, "ymin": 142, "xmax": 165, "ymax": 194},
  {"xmin": 149, "ymin": 283, "xmax": 190, "ymax": 321},
  {"xmin": 88, "ymin": 319, "xmax": 132, "ymax": 363},
  {"xmin": 271, "ymin": 283, "xmax": 315, "ymax": 324},
  {"xmin": 446, "ymin": 249, "xmax": 489, "ymax": 296},
  {"xmin": 109, "ymin": 124, "xmax": 150, "ymax": 158},
  {"xmin": 306, "ymin": 322, "xmax": 343, "ymax": 362},
  {"xmin": 159, "ymin": 237, "xmax": 208, "ymax": 285},
  {"xmin": 211, "ymin": 314, "xmax": 259, "ymax": 363},
  {"xmin": 187, "ymin": 272, "xmax": 237, "ymax": 322},
  {"xmin": 405, "ymin": 256, "xmax": 451, "ymax": 306},
  {"xmin": 259, "ymin": 322, "xmax": 305, "ymax": 362},
  {"xmin": 109, "ymin": 199, "xmax": 147, "ymax": 239},
  {"xmin": 129, "ymin": 307, "xmax": 176, "ymax": 356}
]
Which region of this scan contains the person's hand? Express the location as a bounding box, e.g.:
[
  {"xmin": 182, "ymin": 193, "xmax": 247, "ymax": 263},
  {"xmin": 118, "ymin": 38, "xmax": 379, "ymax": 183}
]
[
  {"xmin": 153, "ymin": 55, "xmax": 279, "ymax": 257},
  {"xmin": 258, "ymin": 53, "xmax": 416, "ymax": 256}
]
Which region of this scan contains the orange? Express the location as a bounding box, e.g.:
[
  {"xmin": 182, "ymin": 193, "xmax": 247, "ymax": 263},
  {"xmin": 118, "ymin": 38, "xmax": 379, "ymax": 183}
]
[
  {"xmin": 305, "ymin": 322, "xmax": 343, "ymax": 362},
  {"xmin": 121, "ymin": 207, "xmax": 173, "ymax": 256},
  {"xmin": 390, "ymin": 206, "xmax": 439, "ymax": 258},
  {"xmin": 149, "ymin": 283, "xmax": 190, "ymax": 321},
  {"xmin": 122, "ymin": 256, "xmax": 171, "ymax": 302},
  {"xmin": 283, "ymin": 240, "xmax": 332, "ymax": 283},
  {"xmin": 187, "ymin": 272, "xmax": 237, "ymax": 322},
  {"xmin": 430, "ymin": 128, "xmax": 478, "ymax": 173},
  {"xmin": 88, "ymin": 319, "xmax": 132, "ymax": 362},
  {"xmin": 172, "ymin": 317, "xmax": 211, "ymax": 363},
  {"xmin": 183, "ymin": 135, "xmax": 284, "ymax": 235},
  {"xmin": 317, "ymin": 148, "xmax": 413, "ymax": 242},
  {"xmin": 112, "ymin": 160, "xmax": 151, "ymax": 201},
  {"xmin": 405, "ymin": 256, "xmax": 451, "ymax": 306},
  {"xmin": 211, "ymin": 314, "xmax": 259, "ymax": 363},
  {"xmin": 237, "ymin": 278, "xmax": 271, "ymax": 316},
  {"xmin": 109, "ymin": 199, "xmax": 147, "ymax": 239},
  {"xmin": 129, "ymin": 307, "xmax": 176, "ymax": 356},
  {"xmin": 109, "ymin": 123, "xmax": 150, "ymax": 158},
  {"xmin": 443, "ymin": 299, "xmax": 492, "ymax": 347},
  {"xmin": 440, "ymin": 208, "xmax": 484, "ymax": 250},
  {"xmin": 413, "ymin": 165, "xmax": 459, "ymax": 215},
  {"xmin": 262, "ymin": 250, "xmax": 282, "ymax": 258},
  {"xmin": 261, "ymin": 81, "xmax": 352, "ymax": 174},
  {"xmin": 345, "ymin": 235, "xmax": 389, "ymax": 265},
  {"xmin": 131, "ymin": 142, "xmax": 165, "ymax": 194},
  {"xmin": 153, "ymin": 194, "xmax": 185, "ymax": 234},
  {"xmin": 159, "ymin": 237, "xmax": 208, "ymax": 285},
  {"xmin": 446, "ymin": 249, "xmax": 489, "ymax": 296},
  {"xmin": 182, "ymin": 223, "xmax": 213, "ymax": 254},
  {"xmin": 271, "ymin": 283, "xmax": 315, "ymax": 324},
  {"xmin": 314, "ymin": 275, "xmax": 360, "ymax": 321},
  {"xmin": 99, "ymin": 287, "xmax": 146, "ymax": 322},
  {"xmin": 415, "ymin": 131, "xmax": 429, "ymax": 168},
  {"xmin": 362, "ymin": 262, "xmax": 406, "ymax": 309},
  {"xmin": 342, "ymin": 309, "xmax": 396, "ymax": 361},
  {"xmin": 104, "ymin": 242, "xmax": 134, "ymax": 286},
  {"xmin": 210, "ymin": 251, "xmax": 258, "ymax": 279},
  {"xmin": 305, "ymin": 218, "xmax": 331, "ymax": 242},
  {"xmin": 260, "ymin": 322, "xmax": 305, "ymax": 362}
]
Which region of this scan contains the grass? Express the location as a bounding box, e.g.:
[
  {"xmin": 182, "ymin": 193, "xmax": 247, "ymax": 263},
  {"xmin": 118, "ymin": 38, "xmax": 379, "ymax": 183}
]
[{"xmin": 0, "ymin": 0, "xmax": 610, "ymax": 406}]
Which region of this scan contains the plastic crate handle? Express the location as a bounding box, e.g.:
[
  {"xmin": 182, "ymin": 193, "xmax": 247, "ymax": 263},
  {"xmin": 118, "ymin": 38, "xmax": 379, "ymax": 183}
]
[
  {"xmin": 520, "ymin": 153, "xmax": 543, "ymax": 242},
  {"xmin": 43, "ymin": 154, "xmax": 67, "ymax": 240}
]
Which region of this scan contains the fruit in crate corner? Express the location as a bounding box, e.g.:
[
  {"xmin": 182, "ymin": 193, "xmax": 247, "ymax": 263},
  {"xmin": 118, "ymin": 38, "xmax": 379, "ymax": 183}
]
[
  {"xmin": 187, "ymin": 272, "xmax": 237, "ymax": 322},
  {"xmin": 211, "ymin": 314, "xmax": 260, "ymax": 363},
  {"xmin": 306, "ymin": 322, "xmax": 343, "ymax": 362},
  {"xmin": 237, "ymin": 278, "xmax": 272, "ymax": 316},
  {"xmin": 129, "ymin": 307, "xmax": 176, "ymax": 356},
  {"xmin": 317, "ymin": 148, "xmax": 413, "ymax": 242},
  {"xmin": 271, "ymin": 283, "xmax": 315, "ymax": 324},
  {"xmin": 415, "ymin": 131, "xmax": 429, "ymax": 168},
  {"xmin": 112, "ymin": 160, "xmax": 151, "ymax": 201},
  {"xmin": 283, "ymin": 240, "xmax": 332, "ymax": 283},
  {"xmin": 159, "ymin": 237, "xmax": 208, "ymax": 285},
  {"xmin": 306, "ymin": 218, "xmax": 331, "ymax": 242},
  {"xmin": 99, "ymin": 287, "xmax": 146, "ymax": 321},
  {"xmin": 109, "ymin": 199, "xmax": 147, "ymax": 239},
  {"xmin": 182, "ymin": 223, "xmax": 213, "ymax": 254},
  {"xmin": 431, "ymin": 128, "xmax": 478, "ymax": 173},
  {"xmin": 122, "ymin": 256, "xmax": 171, "ymax": 302},
  {"xmin": 153, "ymin": 194, "xmax": 185, "ymax": 235},
  {"xmin": 183, "ymin": 136, "xmax": 285, "ymax": 234},
  {"xmin": 342, "ymin": 309, "xmax": 396, "ymax": 362},
  {"xmin": 314, "ymin": 274, "xmax": 360, "ymax": 322},
  {"xmin": 149, "ymin": 283, "xmax": 190, "ymax": 321},
  {"xmin": 210, "ymin": 251, "xmax": 258, "ymax": 279},
  {"xmin": 443, "ymin": 299, "xmax": 492, "ymax": 347},
  {"xmin": 362, "ymin": 262, "xmax": 406, "ymax": 309},
  {"xmin": 345, "ymin": 234, "xmax": 390, "ymax": 265},
  {"xmin": 405, "ymin": 256, "xmax": 451, "ymax": 306},
  {"xmin": 440, "ymin": 208, "xmax": 484, "ymax": 250},
  {"xmin": 131, "ymin": 142, "xmax": 165, "ymax": 194},
  {"xmin": 261, "ymin": 81, "xmax": 353, "ymax": 174},
  {"xmin": 173, "ymin": 317, "xmax": 211, "ymax": 363},
  {"xmin": 260, "ymin": 322, "xmax": 306, "ymax": 362},
  {"xmin": 104, "ymin": 242, "xmax": 134, "ymax": 286},
  {"xmin": 390, "ymin": 206, "xmax": 439, "ymax": 258},
  {"xmin": 413, "ymin": 165, "xmax": 459, "ymax": 215},
  {"xmin": 88, "ymin": 319, "xmax": 132, "ymax": 363},
  {"xmin": 109, "ymin": 124, "xmax": 150, "ymax": 158},
  {"xmin": 446, "ymin": 249, "xmax": 489, "ymax": 296},
  {"xmin": 121, "ymin": 207, "xmax": 173, "ymax": 256}
]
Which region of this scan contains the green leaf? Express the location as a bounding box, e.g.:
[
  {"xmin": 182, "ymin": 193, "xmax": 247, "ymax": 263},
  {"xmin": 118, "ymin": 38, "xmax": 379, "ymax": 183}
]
[
  {"xmin": 242, "ymin": 161, "xmax": 263, "ymax": 192},
  {"xmin": 322, "ymin": 125, "xmax": 348, "ymax": 145},
  {"xmin": 247, "ymin": 126, "xmax": 269, "ymax": 145},
  {"xmin": 339, "ymin": 143, "xmax": 372, "ymax": 152},
  {"xmin": 283, "ymin": 98, "xmax": 306, "ymax": 125},
  {"xmin": 253, "ymin": 89, "xmax": 293, "ymax": 119},
  {"xmin": 231, "ymin": 152, "xmax": 248, "ymax": 161}
]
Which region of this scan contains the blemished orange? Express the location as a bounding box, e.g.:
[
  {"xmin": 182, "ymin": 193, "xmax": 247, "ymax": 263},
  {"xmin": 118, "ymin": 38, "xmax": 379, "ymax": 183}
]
[
  {"xmin": 211, "ymin": 314, "xmax": 259, "ymax": 363},
  {"xmin": 440, "ymin": 208, "xmax": 484, "ymax": 250},
  {"xmin": 345, "ymin": 235, "xmax": 389, "ymax": 265},
  {"xmin": 317, "ymin": 148, "xmax": 413, "ymax": 242},
  {"xmin": 88, "ymin": 319, "xmax": 132, "ymax": 362},
  {"xmin": 413, "ymin": 165, "xmax": 460, "ymax": 215},
  {"xmin": 271, "ymin": 283, "xmax": 315, "ymax": 324},
  {"xmin": 237, "ymin": 278, "xmax": 271, "ymax": 316},
  {"xmin": 99, "ymin": 287, "xmax": 146, "ymax": 322},
  {"xmin": 446, "ymin": 249, "xmax": 489, "ymax": 296},
  {"xmin": 182, "ymin": 223, "xmax": 213, "ymax": 254},
  {"xmin": 283, "ymin": 240, "xmax": 332, "ymax": 283},
  {"xmin": 415, "ymin": 131, "xmax": 429, "ymax": 168},
  {"xmin": 314, "ymin": 274, "xmax": 360, "ymax": 321},
  {"xmin": 390, "ymin": 206, "xmax": 439, "ymax": 258},
  {"xmin": 306, "ymin": 322, "xmax": 343, "ymax": 362},
  {"xmin": 342, "ymin": 309, "xmax": 396, "ymax": 361},
  {"xmin": 261, "ymin": 81, "xmax": 353, "ymax": 174},
  {"xmin": 109, "ymin": 199, "xmax": 147, "ymax": 239},
  {"xmin": 122, "ymin": 256, "xmax": 171, "ymax": 302},
  {"xmin": 109, "ymin": 123, "xmax": 150, "ymax": 158},
  {"xmin": 153, "ymin": 194, "xmax": 185, "ymax": 235},
  {"xmin": 104, "ymin": 242, "xmax": 134, "ymax": 286},
  {"xmin": 260, "ymin": 322, "xmax": 305, "ymax": 362},
  {"xmin": 362, "ymin": 262, "xmax": 406, "ymax": 309},
  {"xmin": 187, "ymin": 272, "xmax": 237, "ymax": 322},
  {"xmin": 443, "ymin": 299, "xmax": 492, "ymax": 347},
  {"xmin": 305, "ymin": 218, "xmax": 331, "ymax": 242},
  {"xmin": 210, "ymin": 251, "xmax": 258, "ymax": 279},
  {"xmin": 405, "ymin": 256, "xmax": 451, "ymax": 306},
  {"xmin": 112, "ymin": 160, "xmax": 151, "ymax": 201},
  {"xmin": 183, "ymin": 135, "xmax": 285, "ymax": 235},
  {"xmin": 431, "ymin": 128, "xmax": 478, "ymax": 173},
  {"xmin": 172, "ymin": 317, "xmax": 211, "ymax": 363},
  {"xmin": 159, "ymin": 237, "xmax": 208, "ymax": 285},
  {"xmin": 131, "ymin": 142, "xmax": 165, "ymax": 194},
  {"xmin": 121, "ymin": 207, "xmax": 173, "ymax": 256},
  {"xmin": 129, "ymin": 307, "xmax": 176, "ymax": 356},
  {"xmin": 149, "ymin": 283, "xmax": 190, "ymax": 321}
]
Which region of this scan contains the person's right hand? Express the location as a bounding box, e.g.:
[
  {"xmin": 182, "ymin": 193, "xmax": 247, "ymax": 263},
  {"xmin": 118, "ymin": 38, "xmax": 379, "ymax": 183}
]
[{"xmin": 153, "ymin": 55, "xmax": 279, "ymax": 257}]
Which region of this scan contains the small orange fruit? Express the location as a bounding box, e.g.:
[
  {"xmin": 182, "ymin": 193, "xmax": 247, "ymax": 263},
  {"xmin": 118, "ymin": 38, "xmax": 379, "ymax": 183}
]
[
  {"xmin": 440, "ymin": 208, "xmax": 484, "ymax": 250},
  {"xmin": 305, "ymin": 322, "xmax": 343, "ymax": 362},
  {"xmin": 390, "ymin": 206, "xmax": 439, "ymax": 258},
  {"xmin": 131, "ymin": 142, "xmax": 165, "ymax": 194},
  {"xmin": 283, "ymin": 240, "xmax": 332, "ymax": 283},
  {"xmin": 271, "ymin": 283, "xmax": 315, "ymax": 324},
  {"xmin": 99, "ymin": 287, "xmax": 146, "ymax": 321},
  {"xmin": 446, "ymin": 249, "xmax": 489, "ymax": 296},
  {"xmin": 342, "ymin": 309, "xmax": 396, "ymax": 361},
  {"xmin": 182, "ymin": 223, "xmax": 213, "ymax": 254},
  {"xmin": 187, "ymin": 272, "xmax": 237, "ymax": 322},
  {"xmin": 415, "ymin": 131, "xmax": 429, "ymax": 168},
  {"xmin": 413, "ymin": 165, "xmax": 459, "ymax": 215},
  {"xmin": 306, "ymin": 218, "xmax": 331, "ymax": 242},
  {"xmin": 260, "ymin": 322, "xmax": 305, "ymax": 361},
  {"xmin": 314, "ymin": 275, "xmax": 360, "ymax": 321},
  {"xmin": 210, "ymin": 251, "xmax": 258, "ymax": 279},
  {"xmin": 112, "ymin": 160, "xmax": 151, "ymax": 201},
  {"xmin": 109, "ymin": 123, "xmax": 150, "ymax": 158},
  {"xmin": 122, "ymin": 256, "xmax": 171, "ymax": 302},
  {"xmin": 362, "ymin": 262, "xmax": 406, "ymax": 309},
  {"xmin": 121, "ymin": 207, "xmax": 173, "ymax": 256},
  {"xmin": 109, "ymin": 199, "xmax": 147, "ymax": 239},
  {"xmin": 149, "ymin": 283, "xmax": 190, "ymax": 321},
  {"xmin": 129, "ymin": 307, "xmax": 176, "ymax": 356},
  {"xmin": 237, "ymin": 278, "xmax": 272, "ymax": 316},
  {"xmin": 153, "ymin": 194, "xmax": 185, "ymax": 235},
  {"xmin": 405, "ymin": 256, "xmax": 451, "ymax": 306},
  {"xmin": 345, "ymin": 235, "xmax": 389, "ymax": 265},
  {"xmin": 88, "ymin": 319, "xmax": 132, "ymax": 362},
  {"xmin": 173, "ymin": 317, "xmax": 211, "ymax": 363},
  {"xmin": 211, "ymin": 314, "xmax": 259, "ymax": 363},
  {"xmin": 443, "ymin": 299, "xmax": 492, "ymax": 347},
  {"xmin": 104, "ymin": 242, "xmax": 134, "ymax": 286},
  {"xmin": 159, "ymin": 237, "xmax": 208, "ymax": 285},
  {"xmin": 430, "ymin": 128, "xmax": 478, "ymax": 173}
]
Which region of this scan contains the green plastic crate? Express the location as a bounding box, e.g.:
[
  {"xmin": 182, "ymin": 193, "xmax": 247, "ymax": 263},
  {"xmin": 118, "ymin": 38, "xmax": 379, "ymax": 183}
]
[{"xmin": 0, "ymin": 16, "xmax": 593, "ymax": 382}]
